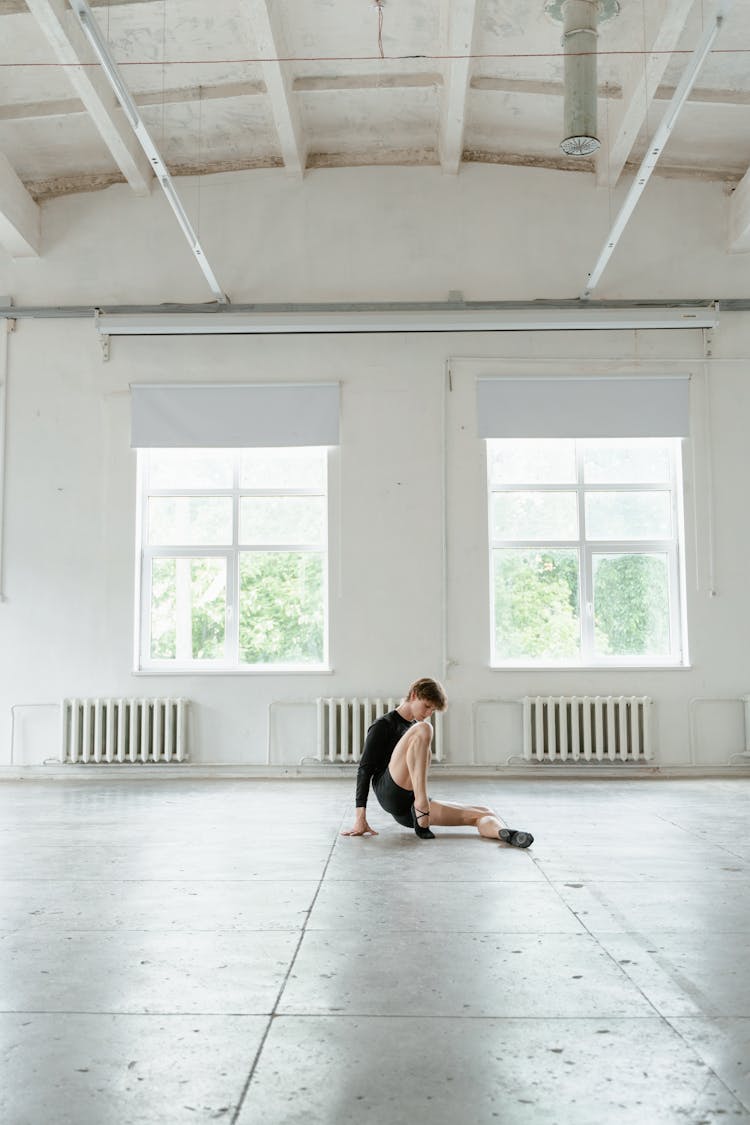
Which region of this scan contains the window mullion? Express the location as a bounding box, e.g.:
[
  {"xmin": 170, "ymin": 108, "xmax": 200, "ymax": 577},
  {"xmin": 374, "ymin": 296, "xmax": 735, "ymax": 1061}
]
[
  {"xmin": 146, "ymin": 488, "xmax": 236, "ymax": 498},
  {"xmin": 238, "ymin": 488, "xmax": 324, "ymax": 497},
  {"xmin": 581, "ymin": 544, "xmax": 594, "ymax": 661},
  {"xmin": 174, "ymin": 557, "xmax": 192, "ymax": 662},
  {"xmin": 142, "ymin": 546, "xmax": 229, "ymax": 558},
  {"xmin": 667, "ymin": 540, "xmax": 681, "ymax": 662}
]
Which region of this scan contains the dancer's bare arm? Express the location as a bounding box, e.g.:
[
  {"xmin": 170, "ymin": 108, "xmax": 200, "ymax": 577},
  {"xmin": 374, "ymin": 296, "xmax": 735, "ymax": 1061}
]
[{"xmin": 344, "ymin": 720, "xmax": 386, "ymax": 837}]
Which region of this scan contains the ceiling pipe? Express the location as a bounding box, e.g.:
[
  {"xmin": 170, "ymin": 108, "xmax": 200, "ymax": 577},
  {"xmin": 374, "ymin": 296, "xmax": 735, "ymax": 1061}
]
[{"xmin": 560, "ymin": 0, "xmax": 600, "ymax": 156}]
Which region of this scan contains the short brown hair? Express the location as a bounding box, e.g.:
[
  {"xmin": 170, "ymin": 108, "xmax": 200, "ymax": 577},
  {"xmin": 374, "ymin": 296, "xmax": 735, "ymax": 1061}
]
[{"xmin": 407, "ymin": 677, "xmax": 447, "ymax": 711}]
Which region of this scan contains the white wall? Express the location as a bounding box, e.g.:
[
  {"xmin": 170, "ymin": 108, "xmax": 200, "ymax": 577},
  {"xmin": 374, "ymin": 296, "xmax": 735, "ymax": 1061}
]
[{"xmin": 1, "ymin": 163, "xmax": 749, "ymax": 767}]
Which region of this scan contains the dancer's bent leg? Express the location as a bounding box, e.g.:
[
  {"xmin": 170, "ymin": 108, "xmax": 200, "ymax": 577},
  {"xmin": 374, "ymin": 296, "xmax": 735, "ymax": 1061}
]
[{"xmin": 388, "ymin": 721, "xmax": 433, "ymax": 824}]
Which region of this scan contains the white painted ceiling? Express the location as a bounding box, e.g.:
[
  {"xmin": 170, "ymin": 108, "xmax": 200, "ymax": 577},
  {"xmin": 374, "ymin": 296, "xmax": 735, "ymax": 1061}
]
[{"xmin": 0, "ymin": 0, "xmax": 748, "ymax": 256}]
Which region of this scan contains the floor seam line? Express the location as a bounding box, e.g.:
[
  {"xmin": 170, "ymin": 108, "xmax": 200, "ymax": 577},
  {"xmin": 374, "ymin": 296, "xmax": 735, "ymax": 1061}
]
[
  {"xmin": 661, "ymin": 1014, "xmax": 750, "ymax": 1115},
  {"xmin": 529, "ymin": 856, "xmax": 670, "ymax": 1023},
  {"xmin": 229, "ymin": 817, "xmax": 344, "ymax": 1125}
]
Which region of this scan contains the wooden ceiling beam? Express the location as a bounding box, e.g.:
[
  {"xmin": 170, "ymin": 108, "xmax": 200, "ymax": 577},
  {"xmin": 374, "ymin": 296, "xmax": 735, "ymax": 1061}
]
[
  {"xmin": 0, "ymin": 80, "xmax": 267, "ymax": 122},
  {"xmin": 241, "ymin": 0, "xmax": 305, "ymax": 174},
  {"xmin": 0, "ymin": 148, "xmax": 39, "ymax": 254},
  {"xmin": 24, "ymin": 0, "xmax": 152, "ymax": 195},
  {"xmin": 6, "ymin": 67, "xmax": 750, "ymax": 127},
  {"xmin": 729, "ymin": 166, "xmax": 750, "ymax": 250},
  {"xmin": 0, "ymin": 150, "xmax": 40, "ymax": 257},
  {"xmin": 0, "ymin": 0, "xmax": 162, "ymax": 12},
  {"xmin": 439, "ymin": 0, "xmax": 479, "ymax": 174}
]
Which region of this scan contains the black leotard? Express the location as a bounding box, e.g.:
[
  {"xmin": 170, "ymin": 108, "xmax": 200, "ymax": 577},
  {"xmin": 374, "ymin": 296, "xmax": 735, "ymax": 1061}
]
[{"xmin": 355, "ymin": 709, "xmax": 415, "ymax": 809}]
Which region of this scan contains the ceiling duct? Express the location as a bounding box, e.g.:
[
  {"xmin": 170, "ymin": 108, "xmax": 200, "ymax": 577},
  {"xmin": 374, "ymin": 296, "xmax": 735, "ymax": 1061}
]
[
  {"xmin": 546, "ymin": 0, "xmax": 620, "ymax": 155},
  {"xmin": 560, "ymin": 0, "xmax": 600, "ymax": 156}
]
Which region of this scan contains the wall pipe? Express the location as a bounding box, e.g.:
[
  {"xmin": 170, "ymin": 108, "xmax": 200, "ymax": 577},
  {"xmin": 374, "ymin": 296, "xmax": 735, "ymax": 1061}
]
[
  {"xmin": 701, "ymin": 332, "xmax": 717, "ymax": 597},
  {"xmin": 442, "ymin": 360, "xmax": 450, "ymax": 683},
  {"xmin": 0, "ymin": 314, "xmax": 9, "ymax": 603}
]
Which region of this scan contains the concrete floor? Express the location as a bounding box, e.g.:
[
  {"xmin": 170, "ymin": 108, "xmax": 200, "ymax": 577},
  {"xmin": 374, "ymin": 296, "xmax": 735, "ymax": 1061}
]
[{"xmin": 1, "ymin": 777, "xmax": 750, "ymax": 1125}]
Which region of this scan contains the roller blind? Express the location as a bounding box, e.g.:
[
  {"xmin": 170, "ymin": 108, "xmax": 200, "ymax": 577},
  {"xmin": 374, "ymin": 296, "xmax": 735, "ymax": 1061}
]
[
  {"xmin": 476, "ymin": 375, "xmax": 690, "ymax": 438},
  {"xmin": 130, "ymin": 383, "xmax": 340, "ymax": 448}
]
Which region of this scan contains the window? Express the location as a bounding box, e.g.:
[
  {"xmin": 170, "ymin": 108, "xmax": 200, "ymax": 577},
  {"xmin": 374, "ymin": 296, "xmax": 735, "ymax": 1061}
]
[
  {"xmin": 487, "ymin": 438, "xmax": 687, "ymax": 667},
  {"xmin": 136, "ymin": 447, "xmax": 329, "ymax": 671}
]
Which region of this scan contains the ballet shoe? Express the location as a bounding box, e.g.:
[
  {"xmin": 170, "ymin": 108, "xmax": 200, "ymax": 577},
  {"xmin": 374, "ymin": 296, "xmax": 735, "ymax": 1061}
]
[
  {"xmin": 411, "ymin": 805, "xmax": 435, "ymax": 839},
  {"xmin": 498, "ymin": 828, "xmax": 534, "ymax": 849}
]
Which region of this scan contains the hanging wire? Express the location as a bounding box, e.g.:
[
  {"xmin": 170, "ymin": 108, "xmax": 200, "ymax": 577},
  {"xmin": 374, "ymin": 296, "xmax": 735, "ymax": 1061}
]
[
  {"xmin": 374, "ymin": 0, "xmax": 385, "ymax": 60},
  {"xmin": 4, "ymin": 48, "xmax": 748, "ymax": 69}
]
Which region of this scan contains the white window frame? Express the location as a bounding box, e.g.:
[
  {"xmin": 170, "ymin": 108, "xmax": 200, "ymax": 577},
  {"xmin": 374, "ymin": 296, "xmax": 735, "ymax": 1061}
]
[
  {"xmin": 487, "ymin": 437, "xmax": 688, "ymax": 669},
  {"xmin": 135, "ymin": 447, "xmax": 330, "ymax": 673}
]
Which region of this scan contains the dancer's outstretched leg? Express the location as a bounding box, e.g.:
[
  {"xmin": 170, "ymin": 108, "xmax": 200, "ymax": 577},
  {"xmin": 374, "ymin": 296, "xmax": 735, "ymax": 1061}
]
[{"xmin": 428, "ymin": 800, "xmax": 534, "ymax": 848}]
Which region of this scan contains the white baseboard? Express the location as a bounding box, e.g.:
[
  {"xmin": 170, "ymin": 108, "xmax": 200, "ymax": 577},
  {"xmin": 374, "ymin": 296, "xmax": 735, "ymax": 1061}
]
[{"xmin": 2, "ymin": 763, "xmax": 750, "ymax": 781}]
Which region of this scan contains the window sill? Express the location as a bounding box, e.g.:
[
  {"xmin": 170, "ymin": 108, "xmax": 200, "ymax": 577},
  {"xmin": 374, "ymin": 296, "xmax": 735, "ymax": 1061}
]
[
  {"xmin": 490, "ymin": 663, "xmax": 692, "ymax": 672},
  {"xmin": 133, "ymin": 666, "xmax": 334, "ymax": 676}
]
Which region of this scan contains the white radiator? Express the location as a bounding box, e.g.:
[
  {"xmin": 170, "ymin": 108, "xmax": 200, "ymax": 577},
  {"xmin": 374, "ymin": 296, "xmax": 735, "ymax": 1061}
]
[
  {"xmin": 522, "ymin": 695, "xmax": 652, "ymax": 763},
  {"xmin": 61, "ymin": 698, "xmax": 188, "ymax": 764},
  {"xmin": 316, "ymin": 697, "xmax": 444, "ymax": 763}
]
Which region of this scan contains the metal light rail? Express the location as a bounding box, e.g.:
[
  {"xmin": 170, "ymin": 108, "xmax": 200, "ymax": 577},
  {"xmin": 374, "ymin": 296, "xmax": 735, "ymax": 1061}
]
[{"xmin": 582, "ymin": 1, "xmax": 732, "ymax": 299}]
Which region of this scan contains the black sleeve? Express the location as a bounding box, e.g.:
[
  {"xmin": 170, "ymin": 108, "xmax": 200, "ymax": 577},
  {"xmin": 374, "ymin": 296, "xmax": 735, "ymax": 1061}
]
[{"xmin": 355, "ymin": 717, "xmax": 392, "ymax": 808}]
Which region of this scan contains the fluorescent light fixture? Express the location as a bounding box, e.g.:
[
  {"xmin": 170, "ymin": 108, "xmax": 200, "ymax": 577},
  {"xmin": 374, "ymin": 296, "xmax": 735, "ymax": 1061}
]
[
  {"xmin": 94, "ymin": 304, "xmax": 718, "ymax": 335},
  {"xmin": 582, "ymin": 2, "xmax": 732, "ymax": 299},
  {"xmin": 68, "ymin": 0, "xmax": 228, "ymax": 305}
]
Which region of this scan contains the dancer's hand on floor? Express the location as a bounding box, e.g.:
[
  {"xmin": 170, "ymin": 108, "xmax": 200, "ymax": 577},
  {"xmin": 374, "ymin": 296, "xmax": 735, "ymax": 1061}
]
[{"xmin": 341, "ymin": 818, "xmax": 378, "ymax": 837}]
